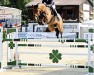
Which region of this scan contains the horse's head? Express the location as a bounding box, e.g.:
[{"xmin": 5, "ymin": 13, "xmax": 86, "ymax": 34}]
[
  {"xmin": 33, "ymin": 4, "xmax": 46, "ymax": 20},
  {"xmin": 33, "ymin": 3, "xmax": 47, "ymax": 24}
]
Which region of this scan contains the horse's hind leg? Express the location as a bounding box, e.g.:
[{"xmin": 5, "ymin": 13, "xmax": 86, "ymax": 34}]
[
  {"xmin": 55, "ymin": 28, "xmax": 59, "ymax": 38},
  {"xmin": 57, "ymin": 24, "xmax": 63, "ymax": 43},
  {"xmin": 60, "ymin": 32, "xmax": 62, "ymax": 39},
  {"xmin": 55, "ymin": 28, "xmax": 63, "ymax": 43},
  {"xmin": 60, "ymin": 32, "xmax": 63, "ymax": 43}
]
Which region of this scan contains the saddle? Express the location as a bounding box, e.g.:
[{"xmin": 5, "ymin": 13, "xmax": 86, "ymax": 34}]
[
  {"xmin": 46, "ymin": 4, "xmax": 59, "ymax": 20},
  {"xmin": 46, "ymin": 5, "xmax": 54, "ymax": 15},
  {"xmin": 38, "ymin": 5, "xmax": 54, "ymax": 20}
]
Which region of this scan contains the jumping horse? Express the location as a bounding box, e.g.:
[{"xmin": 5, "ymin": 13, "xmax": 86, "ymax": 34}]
[{"xmin": 32, "ymin": 3, "xmax": 63, "ymax": 41}]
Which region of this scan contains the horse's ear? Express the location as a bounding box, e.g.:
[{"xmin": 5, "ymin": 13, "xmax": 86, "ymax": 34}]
[
  {"xmin": 34, "ymin": 4, "xmax": 38, "ymax": 8},
  {"xmin": 37, "ymin": 3, "xmax": 40, "ymax": 5}
]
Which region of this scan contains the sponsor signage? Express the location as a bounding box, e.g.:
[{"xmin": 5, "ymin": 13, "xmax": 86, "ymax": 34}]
[
  {"xmin": 0, "ymin": 14, "xmax": 12, "ymax": 19},
  {"xmin": 16, "ymin": 32, "xmax": 47, "ymax": 39},
  {"xmin": 84, "ymin": 33, "xmax": 93, "ymax": 39},
  {"xmin": 14, "ymin": 32, "xmax": 76, "ymax": 39}
]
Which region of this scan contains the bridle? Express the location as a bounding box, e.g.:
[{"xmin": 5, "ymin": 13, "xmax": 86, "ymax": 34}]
[
  {"xmin": 34, "ymin": 4, "xmax": 52, "ymax": 24},
  {"xmin": 34, "ymin": 7, "xmax": 47, "ymax": 23}
]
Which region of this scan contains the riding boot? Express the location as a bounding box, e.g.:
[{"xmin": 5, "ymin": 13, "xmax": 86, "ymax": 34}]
[
  {"xmin": 51, "ymin": 6, "xmax": 59, "ymax": 20},
  {"xmin": 53, "ymin": 9, "xmax": 60, "ymax": 20}
]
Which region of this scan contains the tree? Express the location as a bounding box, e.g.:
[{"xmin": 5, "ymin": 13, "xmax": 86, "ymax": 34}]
[
  {"xmin": 0, "ymin": 0, "xmax": 10, "ymax": 6},
  {"xmin": 8, "ymin": 0, "xmax": 32, "ymax": 21},
  {"xmin": 87, "ymin": 0, "xmax": 94, "ymax": 7}
]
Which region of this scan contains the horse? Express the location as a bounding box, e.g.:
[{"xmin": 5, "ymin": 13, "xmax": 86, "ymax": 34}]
[{"xmin": 32, "ymin": 3, "xmax": 63, "ymax": 40}]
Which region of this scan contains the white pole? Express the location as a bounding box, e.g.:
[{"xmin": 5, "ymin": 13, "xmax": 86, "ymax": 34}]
[
  {"xmin": 7, "ymin": 41, "xmax": 8, "ymax": 65},
  {"xmin": 0, "ymin": 27, "xmax": 3, "ymax": 69},
  {"xmin": 15, "ymin": 41, "xmax": 18, "ymax": 67},
  {"xmin": 15, "ymin": 29, "xmax": 18, "ymax": 67},
  {"xmin": 88, "ymin": 32, "xmax": 91, "ymax": 67},
  {"xmin": 6, "ymin": 28, "xmax": 9, "ymax": 66}
]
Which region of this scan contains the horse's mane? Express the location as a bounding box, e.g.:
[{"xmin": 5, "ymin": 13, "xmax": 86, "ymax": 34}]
[{"xmin": 33, "ymin": 3, "xmax": 43, "ymax": 8}]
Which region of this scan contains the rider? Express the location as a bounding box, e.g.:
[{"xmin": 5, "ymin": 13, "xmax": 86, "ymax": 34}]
[{"xmin": 42, "ymin": 0, "xmax": 59, "ymax": 20}]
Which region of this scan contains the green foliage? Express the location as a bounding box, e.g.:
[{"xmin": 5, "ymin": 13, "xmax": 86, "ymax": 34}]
[
  {"xmin": 87, "ymin": 0, "xmax": 94, "ymax": 7},
  {"xmin": 0, "ymin": 0, "xmax": 10, "ymax": 6},
  {"xmin": 0, "ymin": 0, "xmax": 32, "ymax": 8}
]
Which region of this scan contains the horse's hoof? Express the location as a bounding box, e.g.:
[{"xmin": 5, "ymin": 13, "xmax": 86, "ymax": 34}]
[
  {"xmin": 58, "ymin": 39, "xmax": 60, "ymax": 42},
  {"xmin": 58, "ymin": 39, "xmax": 64, "ymax": 43},
  {"xmin": 60, "ymin": 40, "xmax": 64, "ymax": 43},
  {"xmin": 61, "ymin": 40, "xmax": 64, "ymax": 43}
]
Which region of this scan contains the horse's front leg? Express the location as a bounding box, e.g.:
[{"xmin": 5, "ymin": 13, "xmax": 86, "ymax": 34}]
[
  {"xmin": 60, "ymin": 32, "xmax": 63, "ymax": 43},
  {"xmin": 55, "ymin": 28, "xmax": 59, "ymax": 38},
  {"xmin": 55, "ymin": 27, "xmax": 63, "ymax": 42},
  {"xmin": 57, "ymin": 23, "xmax": 63, "ymax": 42},
  {"xmin": 56, "ymin": 31, "xmax": 63, "ymax": 43}
]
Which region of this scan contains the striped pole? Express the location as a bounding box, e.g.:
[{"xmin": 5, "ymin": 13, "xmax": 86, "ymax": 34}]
[
  {"xmin": 6, "ymin": 61, "xmax": 88, "ymax": 68},
  {"xmin": 88, "ymin": 31, "xmax": 91, "ymax": 74},
  {"xmin": 88, "ymin": 28, "xmax": 94, "ymax": 75},
  {"xmin": 4, "ymin": 38, "xmax": 87, "ymax": 43},
  {"xmin": 17, "ymin": 44, "xmax": 88, "ymax": 48}
]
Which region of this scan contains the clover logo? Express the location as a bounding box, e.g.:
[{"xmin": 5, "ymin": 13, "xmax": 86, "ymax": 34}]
[
  {"xmin": 49, "ymin": 49, "xmax": 62, "ymax": 63},
  {"xmin": 8, "ymin": 41, "xmax": 15, "ymax": 49},
  {"xmin": 90, "ymin": 44, "xmax": 94, "ymax": 53}
]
